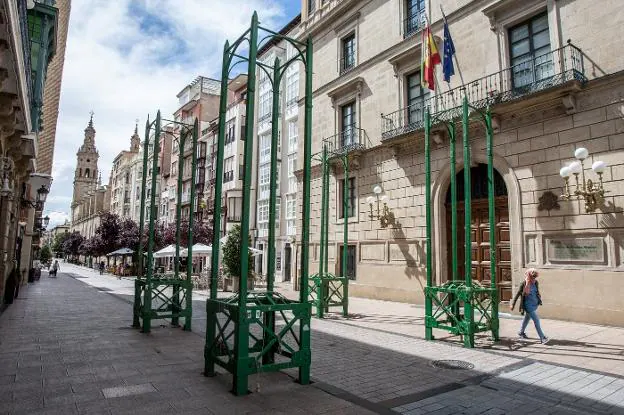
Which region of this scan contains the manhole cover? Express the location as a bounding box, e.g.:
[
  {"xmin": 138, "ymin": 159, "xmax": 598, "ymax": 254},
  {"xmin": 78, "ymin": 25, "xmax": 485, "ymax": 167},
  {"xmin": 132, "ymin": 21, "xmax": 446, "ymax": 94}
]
[{"xmin": 431, "ymin": 360, "xmax": 474, "ymax": 370}]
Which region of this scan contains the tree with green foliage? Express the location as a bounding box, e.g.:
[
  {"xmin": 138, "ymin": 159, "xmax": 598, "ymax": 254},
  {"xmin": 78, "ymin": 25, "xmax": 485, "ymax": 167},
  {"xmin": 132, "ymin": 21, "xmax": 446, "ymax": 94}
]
[
  {"xmin": 62, "ymin": 231, "xmax": 85, "ymax": 262},
  {"xmin": 51, "ymin": 232, "xmax": 70, "ymax": 256},
  {"xmin": 222, "ymin": 224, "xmax": 254, "ymax": 279},
  {"xmin": 39, "ymin": 245, "xmax": 52, "ymax": 264}
]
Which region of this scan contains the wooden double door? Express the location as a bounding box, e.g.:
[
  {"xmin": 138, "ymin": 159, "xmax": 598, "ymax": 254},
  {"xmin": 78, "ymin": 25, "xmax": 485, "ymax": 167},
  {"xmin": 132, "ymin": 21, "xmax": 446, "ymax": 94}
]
[{"xmin": 445, "ymin": 197, "xmax": 513, "ymax": 302}]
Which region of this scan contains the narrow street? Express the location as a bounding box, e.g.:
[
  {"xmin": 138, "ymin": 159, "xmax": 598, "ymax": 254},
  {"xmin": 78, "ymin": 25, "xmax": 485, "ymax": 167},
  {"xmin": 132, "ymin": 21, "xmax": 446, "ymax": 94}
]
[{"xmin": 1, "ymin": 267, "xmax": 623, "ymax": 414}]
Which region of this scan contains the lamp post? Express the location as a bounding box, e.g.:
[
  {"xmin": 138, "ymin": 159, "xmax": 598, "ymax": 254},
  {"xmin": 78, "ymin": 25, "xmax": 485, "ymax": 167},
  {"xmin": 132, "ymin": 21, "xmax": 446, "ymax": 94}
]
[
  {"xmin": 366, "ymin": 184, "xmax": 394, "ymax": 228},
  {"xmin": 559, "ymin": 147, "xmax": 608, "ymax": 213}
]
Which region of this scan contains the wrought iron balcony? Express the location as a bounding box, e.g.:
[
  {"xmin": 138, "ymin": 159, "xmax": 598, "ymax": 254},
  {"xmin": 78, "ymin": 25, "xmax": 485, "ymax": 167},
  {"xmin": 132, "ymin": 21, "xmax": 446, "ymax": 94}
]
[
  {"xmin": 323, "ymin": 125, "xmax": 371, "ymax": 156},
  {"xmin": 381, "ymin": 43, "xmax": 587, "ymax": 141},
  {"xmin": 404, "ymin": 8, "xmax": 426, "ymax": 39}
]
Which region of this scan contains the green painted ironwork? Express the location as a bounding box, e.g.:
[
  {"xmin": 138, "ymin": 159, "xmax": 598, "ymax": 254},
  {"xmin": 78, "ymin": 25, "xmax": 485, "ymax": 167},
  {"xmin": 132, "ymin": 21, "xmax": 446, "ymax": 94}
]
[
  {"xmin": 424, "ymin": 96, "xmax": 499, "ymax": 347},
  {"xmin": 308, "ymin": 141, "xmax": 350, "ymax": 318},
  {"xmin": 132, "ymin": 111, "xmax": 198, "ymax": 333},
  {"xmin": 204, "ymin": 12, "xmax": 312, "ymax": 396}
]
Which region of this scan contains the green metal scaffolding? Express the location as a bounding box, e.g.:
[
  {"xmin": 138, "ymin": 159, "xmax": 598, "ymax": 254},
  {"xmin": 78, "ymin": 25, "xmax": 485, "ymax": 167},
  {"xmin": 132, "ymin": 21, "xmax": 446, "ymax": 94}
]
[
  {"xmin": 308, "ymin": 142, "xmax": 349, "ymax": 318},
  {"xmin": 424, "ymin": 96, "xmax": 499, "ymax": 348},
  {"xmin": 204, "ymin": 12, "xmax": 313, "ymax": 396},
  {"xmin": 133, "ymin": 111, "xmax": 199, "ymax": 333}
]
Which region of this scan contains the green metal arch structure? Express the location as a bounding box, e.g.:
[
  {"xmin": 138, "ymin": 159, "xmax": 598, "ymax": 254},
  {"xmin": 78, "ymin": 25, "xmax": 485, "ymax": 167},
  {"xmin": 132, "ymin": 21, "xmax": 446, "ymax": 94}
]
[
  {"xmin": 204, "ymin": 12, "xmax": 313, "ymax": 396},
  {"xmin": 424, "ymin": 96, "xmax": 499, "ymax": 348},
  {"xmin": 308, "ymin": 143, "xmax": 350, "ymax": 318},
  {"xmin": 132, "ymin": 110, "xmax": 199, "ymax": 333}
]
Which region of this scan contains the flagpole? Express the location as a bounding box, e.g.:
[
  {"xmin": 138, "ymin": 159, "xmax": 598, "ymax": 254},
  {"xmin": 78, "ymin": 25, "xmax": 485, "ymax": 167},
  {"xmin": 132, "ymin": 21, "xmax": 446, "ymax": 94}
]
[
  {"xmin": 440, "ymin": 5, "xmax": 466, "ymax": 90},
  {"xmin": 422, "ymin": 12, "xmax": 446, "ymax": 113}
]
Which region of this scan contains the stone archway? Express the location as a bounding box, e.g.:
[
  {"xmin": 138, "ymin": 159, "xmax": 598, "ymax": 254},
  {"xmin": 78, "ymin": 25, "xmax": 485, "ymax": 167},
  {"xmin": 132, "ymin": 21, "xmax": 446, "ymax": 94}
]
[{"xmin": 431, "ymin": 152, "xmax": 523, "ymax": 301}]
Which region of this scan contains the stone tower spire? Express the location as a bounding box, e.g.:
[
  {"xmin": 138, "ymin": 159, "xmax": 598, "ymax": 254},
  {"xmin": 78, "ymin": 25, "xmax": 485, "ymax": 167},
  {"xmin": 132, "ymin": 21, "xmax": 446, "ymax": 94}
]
[
  {"xmin": 130, "ymin": 120, "xmax": 140, "ymax": 152},
  {"xmin": 72, "ymin": 113, "xmax": 100, "ymax": 207}
]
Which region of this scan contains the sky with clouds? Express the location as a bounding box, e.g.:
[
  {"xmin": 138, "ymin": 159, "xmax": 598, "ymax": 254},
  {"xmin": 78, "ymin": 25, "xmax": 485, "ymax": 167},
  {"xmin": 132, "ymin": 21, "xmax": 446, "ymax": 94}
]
[{"xmin": 44, "ymin": 0, "xmax": 300, "ymax": 229}]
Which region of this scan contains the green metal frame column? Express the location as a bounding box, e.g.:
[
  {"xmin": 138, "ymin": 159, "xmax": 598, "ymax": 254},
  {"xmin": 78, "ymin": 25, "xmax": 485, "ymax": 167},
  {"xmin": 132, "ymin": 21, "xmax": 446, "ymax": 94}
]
[
  {"xmin": 424, "ymin": 109, "xmax": 433, "ymax": 341},
  {"xmin": 485, "ymin": 110, "xmax": 499, "ymax": 341},
  {"xmin": 132, "ymin": 111, "xmax": 197, "ymax": 333},
  {"xmin": 204, "ymin": 38, "xmax": 231, "ymax": 379},
  {"xmin": 133, "ymin": 117, "xmax": 152, "ymax": 328},
  {"xmin": 204, "ymin": 12, "xmax": 313, "ymax": 395},
  {"xmin": 461, "ymin": 96, "xmax": 474, "ymax": 348},
  {"xmin": 143, "ymin": 112, "xmax": 161, "ymax": 333},
  {"xmin": 423, "ymin": 97, "xmax": 499, "ymax": 348}
]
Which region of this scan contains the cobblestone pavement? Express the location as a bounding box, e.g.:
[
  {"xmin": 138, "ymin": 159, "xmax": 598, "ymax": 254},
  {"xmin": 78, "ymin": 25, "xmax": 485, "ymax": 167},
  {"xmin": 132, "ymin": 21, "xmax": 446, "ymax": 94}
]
[{"xmin": 6, "ymin": 264, "xmax": 622, "ymax": 415}]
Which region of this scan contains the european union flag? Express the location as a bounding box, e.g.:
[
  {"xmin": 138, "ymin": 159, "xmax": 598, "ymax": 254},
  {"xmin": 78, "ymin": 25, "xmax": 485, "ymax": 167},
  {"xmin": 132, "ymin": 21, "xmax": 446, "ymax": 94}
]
[{"xmin": 443, "ymin": 21, "xmax": 455, "ymax": 83}]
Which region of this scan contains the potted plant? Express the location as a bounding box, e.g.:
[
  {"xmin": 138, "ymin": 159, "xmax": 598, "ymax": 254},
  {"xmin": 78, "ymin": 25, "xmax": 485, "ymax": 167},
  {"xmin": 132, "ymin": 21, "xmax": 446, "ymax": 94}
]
[{"xmin": 222, "ymin": 225, "xmax": 255, "ymax": 292}]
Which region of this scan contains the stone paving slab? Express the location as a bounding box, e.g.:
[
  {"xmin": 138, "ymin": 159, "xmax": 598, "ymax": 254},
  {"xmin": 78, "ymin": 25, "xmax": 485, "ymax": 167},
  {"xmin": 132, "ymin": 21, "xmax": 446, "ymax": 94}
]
[{"xmin": 0, "ymin": 272, "xmax": 376, "ymax": 415}]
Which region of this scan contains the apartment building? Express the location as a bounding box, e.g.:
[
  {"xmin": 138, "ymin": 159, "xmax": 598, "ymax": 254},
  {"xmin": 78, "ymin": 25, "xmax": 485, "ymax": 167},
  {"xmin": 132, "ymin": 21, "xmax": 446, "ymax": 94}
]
[
  {"xmin": 295, "ymin": 0, "xmax": 624, "ymax": 326},
  {"xmin": 252, "ymin": 16, "xmax": 301, "ymax": 283},
  {"xmin": 219, "ymin": 75, "xmax": 248, "ymax": 235},
  {"xmin": 143, "ymin": 127, "xmax": 173, "ymax": 225},
  {"xmin": 170, "ymin": 77, "xmax": 221, "ymax": 223},
  {"xmin": 109, "ymin": 126, "xmax": 141, "ymax": 220}
]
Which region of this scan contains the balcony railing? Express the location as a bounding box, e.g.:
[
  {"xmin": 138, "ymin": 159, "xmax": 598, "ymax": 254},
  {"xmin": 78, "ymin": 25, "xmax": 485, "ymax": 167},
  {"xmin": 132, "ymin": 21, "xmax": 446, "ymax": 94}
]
[
  {"xmin": 340, "ymin": 51, "xmax": 356, "ymax": 75},
  {"xmin": 323, "ymin": 125, "xmax": 372, "ymax": 156},
  {"xmin": 404, "ymin": 8, "xmax": 426, "ymax": 39},
  {"xmin": 381, "ymin": 43, "xmax": 587, "ymax": 140}
]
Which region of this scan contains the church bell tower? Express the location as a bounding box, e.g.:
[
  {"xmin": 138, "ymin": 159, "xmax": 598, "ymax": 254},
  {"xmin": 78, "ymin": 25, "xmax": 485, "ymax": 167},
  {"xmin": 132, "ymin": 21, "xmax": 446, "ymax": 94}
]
[{"xmin": 71, "ymin": 112, "xmax": 100, "ymax": 207}]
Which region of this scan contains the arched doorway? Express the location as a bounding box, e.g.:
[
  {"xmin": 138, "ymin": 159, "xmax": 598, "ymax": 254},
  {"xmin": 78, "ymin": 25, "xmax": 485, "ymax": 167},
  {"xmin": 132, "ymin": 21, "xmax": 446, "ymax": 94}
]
[{"xmin": 444, "ymin": 164, "xmax": 512, "ymax": 302}]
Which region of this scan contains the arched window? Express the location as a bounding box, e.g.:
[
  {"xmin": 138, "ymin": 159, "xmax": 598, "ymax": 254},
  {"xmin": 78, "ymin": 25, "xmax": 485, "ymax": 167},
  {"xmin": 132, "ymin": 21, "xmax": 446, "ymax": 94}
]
[{"xmin": 85, "ymin": 168, "xmax": 90, "ymax": 178}]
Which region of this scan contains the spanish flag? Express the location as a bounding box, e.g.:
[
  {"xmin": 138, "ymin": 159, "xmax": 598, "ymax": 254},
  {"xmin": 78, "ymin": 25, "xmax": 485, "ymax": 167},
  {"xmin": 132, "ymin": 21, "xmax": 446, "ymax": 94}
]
[{"xmin": 421, "ymin": 25, "xmax": 441, "ymax": 91}]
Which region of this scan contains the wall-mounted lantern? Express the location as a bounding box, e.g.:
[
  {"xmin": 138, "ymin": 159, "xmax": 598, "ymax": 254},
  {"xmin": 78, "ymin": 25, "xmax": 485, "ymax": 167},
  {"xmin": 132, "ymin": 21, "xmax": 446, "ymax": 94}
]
[
  {"xmin": 559, "ymin": 147, "xmax": 608, "ymax": 213},
  {"xmin": 366, "ymin": 185, "xmax": 394, "ymax": 228}
]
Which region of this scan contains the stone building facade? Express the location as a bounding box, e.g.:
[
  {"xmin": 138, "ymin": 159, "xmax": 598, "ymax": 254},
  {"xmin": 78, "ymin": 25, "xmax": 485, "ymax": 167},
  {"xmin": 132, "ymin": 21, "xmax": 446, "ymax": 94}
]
[
  {"xmin": 294, "ymin": 0, "xmax": 624, "ymax": 326},
  {"xmin": 0, "ymin": 0, "xmax": 60, "ymax": 308},
  {"xmin": 109, "ymin": 126, "xmax": 141, "ymax": 221}
]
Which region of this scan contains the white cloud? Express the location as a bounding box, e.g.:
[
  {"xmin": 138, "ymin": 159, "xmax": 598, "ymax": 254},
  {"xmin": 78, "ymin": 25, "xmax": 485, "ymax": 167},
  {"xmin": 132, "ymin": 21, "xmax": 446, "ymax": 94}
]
[{"xmin": 47, "ymin": 0, "xmax": 287, "ymax": 221}]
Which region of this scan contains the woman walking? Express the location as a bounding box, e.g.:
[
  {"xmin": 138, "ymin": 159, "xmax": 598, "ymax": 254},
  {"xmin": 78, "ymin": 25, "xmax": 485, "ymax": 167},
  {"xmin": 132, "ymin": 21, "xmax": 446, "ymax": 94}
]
[{"xmin": 511, "ymin": 268, "xmax": 549, "ymax": 344}]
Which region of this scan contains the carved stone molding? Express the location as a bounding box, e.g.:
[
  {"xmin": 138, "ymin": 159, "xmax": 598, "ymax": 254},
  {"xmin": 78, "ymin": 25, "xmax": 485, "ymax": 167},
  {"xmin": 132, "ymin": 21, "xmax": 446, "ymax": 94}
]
[{"xmin": 562, "ymin": 93, "xmax": 577, "ymax": 114}]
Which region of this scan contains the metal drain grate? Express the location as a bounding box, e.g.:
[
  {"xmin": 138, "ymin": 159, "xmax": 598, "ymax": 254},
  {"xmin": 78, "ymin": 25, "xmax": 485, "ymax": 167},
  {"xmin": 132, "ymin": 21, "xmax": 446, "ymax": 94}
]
[{"xmin": 431, "ymin": 360, "xmax": 474, "ymax": 370}]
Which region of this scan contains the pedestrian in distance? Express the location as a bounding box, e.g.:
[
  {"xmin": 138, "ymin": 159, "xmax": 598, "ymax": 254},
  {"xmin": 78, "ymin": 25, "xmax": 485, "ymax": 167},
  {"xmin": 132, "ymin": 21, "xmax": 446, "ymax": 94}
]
[
  {"xmin": 511, "ymin": 268, "xmax": 549, "ymax": 344},
  {"xmin": 99, "ymin": 261, "xmax": 105, "ymax": 275},
  {"xmin": 50, "ymin": 260, "xmax": 60, "ymax": 277}
]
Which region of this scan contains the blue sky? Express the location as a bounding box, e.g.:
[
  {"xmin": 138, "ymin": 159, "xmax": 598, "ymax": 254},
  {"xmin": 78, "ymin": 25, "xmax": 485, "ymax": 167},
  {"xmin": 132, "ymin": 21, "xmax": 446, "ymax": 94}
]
[{"xmin": 45, "ymin": 0, "xmax": 300, "ymax": 228}]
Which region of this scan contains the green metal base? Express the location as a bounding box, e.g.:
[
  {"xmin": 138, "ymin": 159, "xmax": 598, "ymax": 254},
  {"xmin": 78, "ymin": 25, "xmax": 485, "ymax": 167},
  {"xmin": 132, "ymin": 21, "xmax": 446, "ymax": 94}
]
[
  {"xmin": 425, "ymin": 281, "xmax": 499, "ymax": 348},
  {"xmin": 308, "ymin": 273, "xmax": 348, "ymax": 318},
  {"xmin": 132, "ymin": 277, "xmax": 193, "ymax": 333},
  {"xmin": 204, "ymin": 291, "xmax": 311, "ymax": 396}
]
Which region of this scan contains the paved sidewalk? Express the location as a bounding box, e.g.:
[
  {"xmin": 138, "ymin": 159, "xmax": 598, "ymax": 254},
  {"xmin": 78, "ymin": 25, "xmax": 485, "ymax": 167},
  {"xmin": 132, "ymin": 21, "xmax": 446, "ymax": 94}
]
[
  {"xmin": 0, "ymin": 271, "xmax": 372, "ymax": 415},
  {"xmin": 8, "ymin": 264, "xmax": 623, "ymax": 415}
]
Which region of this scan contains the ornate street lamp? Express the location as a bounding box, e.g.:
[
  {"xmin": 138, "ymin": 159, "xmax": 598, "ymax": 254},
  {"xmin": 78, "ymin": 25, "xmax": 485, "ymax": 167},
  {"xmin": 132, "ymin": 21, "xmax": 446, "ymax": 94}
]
[
  {"xmin": 366, "ymin": 184, "xmax": 394, "ymax": 228},
  {"xmin": 22, "ymin": 184, "xmax": 50, "ymax": 210},
  {"xmin": 559, "ymin": 147, "xmax": 608, "ymax": 213}
]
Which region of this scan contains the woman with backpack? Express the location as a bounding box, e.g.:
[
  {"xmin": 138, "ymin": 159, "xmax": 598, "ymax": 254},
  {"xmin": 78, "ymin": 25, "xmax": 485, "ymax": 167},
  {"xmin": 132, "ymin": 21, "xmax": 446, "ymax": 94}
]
[{"xmin": 511, "ymin": 268, "xmax": 550, "ymax": 344}]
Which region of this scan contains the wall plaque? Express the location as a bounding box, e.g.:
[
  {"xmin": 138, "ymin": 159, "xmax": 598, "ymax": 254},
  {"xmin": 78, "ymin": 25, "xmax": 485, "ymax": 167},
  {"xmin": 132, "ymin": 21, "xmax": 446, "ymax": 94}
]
[{"xmin": 546, "ymin": 237, "xmax": 605, "ymax": 263}]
